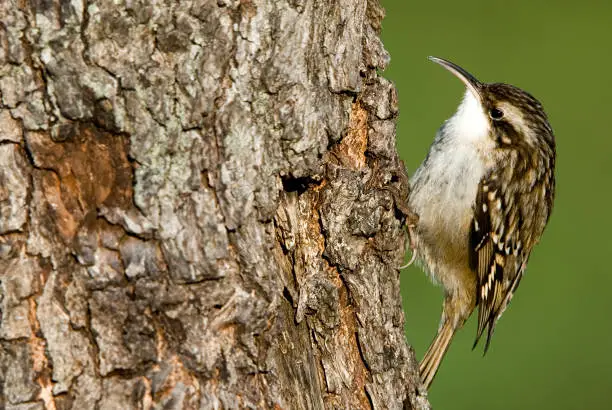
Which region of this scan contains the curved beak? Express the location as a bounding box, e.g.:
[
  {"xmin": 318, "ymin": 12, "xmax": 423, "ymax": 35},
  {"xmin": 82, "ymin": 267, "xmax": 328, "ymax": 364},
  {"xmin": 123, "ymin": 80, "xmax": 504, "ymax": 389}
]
[{"xmin": 428, "ymin": 56, "xmax": 483, "ymax": 101}]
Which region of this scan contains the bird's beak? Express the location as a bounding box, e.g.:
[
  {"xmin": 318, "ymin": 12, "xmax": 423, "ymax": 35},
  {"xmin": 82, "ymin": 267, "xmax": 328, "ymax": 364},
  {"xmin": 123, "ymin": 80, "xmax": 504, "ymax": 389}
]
[{"xmin": 428, "ymin": 56, "xmax": 482, "ymax": 102}]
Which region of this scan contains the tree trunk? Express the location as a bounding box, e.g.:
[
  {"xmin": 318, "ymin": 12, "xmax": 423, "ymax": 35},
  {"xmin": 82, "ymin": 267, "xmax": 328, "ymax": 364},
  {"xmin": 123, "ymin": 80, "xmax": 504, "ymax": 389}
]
[{"xmin": 0, "ymin": 0, "xmax": 430, "ymax": 409}]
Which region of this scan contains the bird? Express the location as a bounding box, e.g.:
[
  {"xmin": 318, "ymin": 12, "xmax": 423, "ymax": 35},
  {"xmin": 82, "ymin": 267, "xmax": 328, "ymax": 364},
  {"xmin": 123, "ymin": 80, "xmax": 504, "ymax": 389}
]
[{"xmin": 406, "ymin": 56, "xmax": 556, "ymax": 389}]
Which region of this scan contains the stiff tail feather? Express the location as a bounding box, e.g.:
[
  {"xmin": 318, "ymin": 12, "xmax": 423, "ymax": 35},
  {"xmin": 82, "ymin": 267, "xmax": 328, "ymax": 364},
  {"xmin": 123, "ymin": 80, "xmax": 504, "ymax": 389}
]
[{"xmin": 419, "ymin": 321, "xmax": 455, "ymax": 389}]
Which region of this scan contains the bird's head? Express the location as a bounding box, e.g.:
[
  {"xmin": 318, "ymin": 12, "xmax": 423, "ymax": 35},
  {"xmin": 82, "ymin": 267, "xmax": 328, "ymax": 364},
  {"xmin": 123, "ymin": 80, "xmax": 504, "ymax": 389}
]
[{"xmin": 429, "ymin": 56, "xmax": 554, "ymax": 153}]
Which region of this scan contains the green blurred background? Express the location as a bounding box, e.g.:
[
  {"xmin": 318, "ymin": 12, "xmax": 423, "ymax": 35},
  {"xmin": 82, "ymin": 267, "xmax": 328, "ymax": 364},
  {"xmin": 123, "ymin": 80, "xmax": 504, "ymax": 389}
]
[{"xmin": 381, "ymin": 1, "xmax": 612, "ymax": 408}]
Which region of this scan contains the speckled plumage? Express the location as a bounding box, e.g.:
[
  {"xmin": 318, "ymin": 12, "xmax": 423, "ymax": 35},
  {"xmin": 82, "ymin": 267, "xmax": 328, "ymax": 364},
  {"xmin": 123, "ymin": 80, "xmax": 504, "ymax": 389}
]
[{"xmin": 408, "ymin": 57, "xmax": 556, "ymax": 389}]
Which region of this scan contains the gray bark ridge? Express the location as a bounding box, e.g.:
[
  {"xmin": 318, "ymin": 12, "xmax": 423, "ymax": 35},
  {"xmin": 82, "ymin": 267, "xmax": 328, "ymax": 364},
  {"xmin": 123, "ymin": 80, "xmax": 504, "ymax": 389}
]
[{"xmin": 0, "ymin": 0, "xmax": 430, "ymax": 409}]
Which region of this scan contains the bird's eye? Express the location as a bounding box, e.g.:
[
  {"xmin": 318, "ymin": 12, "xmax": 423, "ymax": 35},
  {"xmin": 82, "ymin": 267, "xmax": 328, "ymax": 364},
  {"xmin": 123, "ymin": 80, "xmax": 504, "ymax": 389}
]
[{"xmin": 489, "ymin": 108, "xmax": 504, "ymax": 120}]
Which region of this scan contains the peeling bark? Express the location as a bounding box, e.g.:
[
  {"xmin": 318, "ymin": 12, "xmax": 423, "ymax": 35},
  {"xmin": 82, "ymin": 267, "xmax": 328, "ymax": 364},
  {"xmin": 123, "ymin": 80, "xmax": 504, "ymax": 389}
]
[{"xmin": 0, "ymin": 0, "xmax": 430, "ymax": 409}]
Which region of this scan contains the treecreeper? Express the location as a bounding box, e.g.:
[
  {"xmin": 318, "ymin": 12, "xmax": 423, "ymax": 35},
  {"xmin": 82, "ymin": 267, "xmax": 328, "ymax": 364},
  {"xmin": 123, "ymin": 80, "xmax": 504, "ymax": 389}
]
[{"xmin": 404, "ymin": 57, "xmax": 556, "ymax": 389}]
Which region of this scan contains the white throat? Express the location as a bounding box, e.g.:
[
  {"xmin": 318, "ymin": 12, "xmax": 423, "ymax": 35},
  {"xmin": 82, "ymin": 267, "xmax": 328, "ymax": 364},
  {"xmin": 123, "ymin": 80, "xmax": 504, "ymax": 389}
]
[{"xmin": 446, "ymin": 90, "xmax": 490, "ymax": 144}]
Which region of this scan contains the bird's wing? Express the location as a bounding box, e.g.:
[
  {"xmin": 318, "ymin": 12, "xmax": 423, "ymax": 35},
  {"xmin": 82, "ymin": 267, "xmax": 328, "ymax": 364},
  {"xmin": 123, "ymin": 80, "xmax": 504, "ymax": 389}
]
[{"xmin": 470, "ymin": 161, "xmax": 554, "ymax": 352}]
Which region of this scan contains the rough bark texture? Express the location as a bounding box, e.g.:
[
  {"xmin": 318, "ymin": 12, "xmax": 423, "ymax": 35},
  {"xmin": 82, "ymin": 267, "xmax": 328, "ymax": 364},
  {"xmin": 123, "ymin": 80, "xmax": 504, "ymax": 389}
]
[{"xmin": 0, "ymin": 0, "xmax": 430, "ymax": 409}]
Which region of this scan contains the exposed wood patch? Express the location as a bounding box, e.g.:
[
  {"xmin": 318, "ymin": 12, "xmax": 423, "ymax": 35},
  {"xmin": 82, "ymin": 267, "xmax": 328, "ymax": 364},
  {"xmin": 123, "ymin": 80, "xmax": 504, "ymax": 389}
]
[{"xmin": 333, "ymin": 102, "xmax": 369, "ymax": 170}]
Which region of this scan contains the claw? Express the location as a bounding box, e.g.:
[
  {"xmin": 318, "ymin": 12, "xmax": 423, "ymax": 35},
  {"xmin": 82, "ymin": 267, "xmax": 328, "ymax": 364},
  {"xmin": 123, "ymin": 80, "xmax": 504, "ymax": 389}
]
[
  {"xmin": 399, "ymin": 223, "xmax": 417, "ymax": 269},
  {"xmin": 399, "ymin": 251, "xmax": 417, "ymax": 269}
]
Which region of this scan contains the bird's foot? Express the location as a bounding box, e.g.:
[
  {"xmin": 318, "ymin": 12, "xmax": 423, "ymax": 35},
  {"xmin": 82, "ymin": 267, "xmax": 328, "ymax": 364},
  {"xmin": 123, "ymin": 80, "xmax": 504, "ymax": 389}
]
[{"xmin": 399, "ymin": 222, "xmax": 417, "ymax": 269}]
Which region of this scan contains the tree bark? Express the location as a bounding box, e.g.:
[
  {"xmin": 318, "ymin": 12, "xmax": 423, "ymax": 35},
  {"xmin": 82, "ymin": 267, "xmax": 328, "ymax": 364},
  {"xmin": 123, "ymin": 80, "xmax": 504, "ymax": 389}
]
[{"xmin": 0, "ymin": 0, "xmax": 430, "ymax": 409}]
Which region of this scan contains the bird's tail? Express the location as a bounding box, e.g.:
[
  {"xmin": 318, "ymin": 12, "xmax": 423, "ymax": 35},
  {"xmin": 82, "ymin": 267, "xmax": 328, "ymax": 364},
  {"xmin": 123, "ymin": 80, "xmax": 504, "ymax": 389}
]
[{"xmin": 419, "ymin": 321, "xmax": 456, "ymax": 389}]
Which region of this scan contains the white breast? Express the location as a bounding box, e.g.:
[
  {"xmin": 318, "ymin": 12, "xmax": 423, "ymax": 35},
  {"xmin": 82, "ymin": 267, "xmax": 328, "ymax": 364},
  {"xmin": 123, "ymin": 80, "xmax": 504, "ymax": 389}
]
[{"xmin": 409, "ymin": 90, "xmax": 493, "ymax": 280}]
